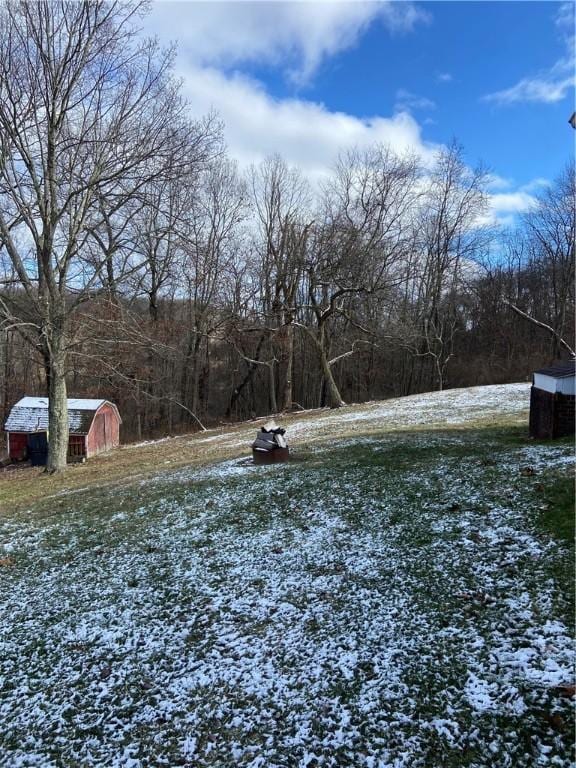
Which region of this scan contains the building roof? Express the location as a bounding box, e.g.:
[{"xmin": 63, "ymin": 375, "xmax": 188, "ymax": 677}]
[
  {"xmin": 534, "ymin": 360, "xmax": 576, "ymax": 379},
  {"xmin": 4, "ymin": 397, "xmax": 119, "ymax": 435},
  {"xmin": 16, "ymin": 397, "xmax": 108, "ymax": 410}
]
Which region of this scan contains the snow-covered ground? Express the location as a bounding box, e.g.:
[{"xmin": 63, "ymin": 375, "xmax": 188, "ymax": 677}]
[
  {"xmin": 287, "ymin": 382, "xmax": 531, "ymax": 441},
  {"xmin": 0, "ymin": 390, "xmax": 574, "ymax": 767},
  {"xmin": 122, "ymin": 382, "xmax": 532, "ymax": 455}
]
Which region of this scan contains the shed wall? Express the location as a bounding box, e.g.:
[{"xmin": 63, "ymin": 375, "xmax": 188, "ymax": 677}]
[
  {"xmin": 68, "ymin": 435, "xmax": 86, "ymax": 460},
  {"xmin": 7, "ymin": 433, "xmax": 27, "ymax": 460},
  {"xmin": 529, "ymin": 386, "xmax": 575, "ymax": 439},
  {"xmin": 533, "ymin": 373, "xmax": 557, "ymax": 394},
  {"xmin": 533, "ymin": 373, "xmax": 576, "ymax": 396},
  {"xmin": 86, "ymin": 404, "xmax": 120, "ymax": 457},
  {"xmin": 8, "ymin": 432, "xmax": 89, "ymax": 461},
  {"xmin": 558, "ymin": 377, "xmax": 575, "ymax": 396}
]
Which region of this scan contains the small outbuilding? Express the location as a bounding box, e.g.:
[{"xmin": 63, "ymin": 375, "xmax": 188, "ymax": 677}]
[
  {"xmin": 4, "ymin": 397, "xmax": 121, "ymax": 464},
  {"xmin": 529, "ymin": 360, "xmax": 575, "ymax": 439}
]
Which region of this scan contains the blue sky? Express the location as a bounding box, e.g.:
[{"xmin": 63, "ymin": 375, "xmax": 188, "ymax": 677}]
[{"xmin": 148, "ymin": 1, "xmax": 575, "ymax": 224}]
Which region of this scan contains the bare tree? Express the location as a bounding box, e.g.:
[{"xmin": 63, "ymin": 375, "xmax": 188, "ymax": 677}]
[
  {"xmin": 0, "ymin": 1, "xmax": 204, "ymax": 470},
  {"xmin": 411, "ymin": 143, "xmax": 489, "ymax": 390},
  {"xmin": 299, "ymin": 145, "xmax": 419, "ymax": 407},
  {"xmin": 250, "ymin": 155, "xmax": 312, "ymax": 412},
  {"xmin": 506, "ymin": 163, "xmax": 575, "ymax": 359},
  {"xmin": 180, "ymin": 157, "xmax": 247, "ymax": 416}
]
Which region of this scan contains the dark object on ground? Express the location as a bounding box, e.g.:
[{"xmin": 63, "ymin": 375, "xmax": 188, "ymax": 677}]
[
  {"xmin": 252, "ymin": 421, "xmax": 289, "ymax": 464},
  {"xmin": 529, "ymin": 361, "xmax": 575, "ymax": 439},
  {"xmin": 27, "ymin": 432, "xmax": 48, "ymax": 467},
  {"xmin": 253, "ymin": 446, "xmax": 290, "ymax": 465},
  {"xmin": 529, "ymin": 388, "xmax": 575, "ymax": 439}
]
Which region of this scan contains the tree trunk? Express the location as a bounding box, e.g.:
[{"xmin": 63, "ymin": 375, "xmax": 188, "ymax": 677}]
[
  {"xmin": 106, "ymin": 250, "xmax": 117, "ymax": 303},
  {"xmin": 318, "ymin": 344, "xmax": 345, "ymax": 408},
  {"xmin": 179, "ymin": 329, "xmax": 196, "ymax": 409},
  {"xmin": 46, "ymin": 344, "xmax": 69, "ymax": 473},
  {"xmin": 198, "ymin": 341, "xmax": 211, "ymax": 417},
  {"xmin": 281, "ymin": 323, "xmax": 294, "ymax": 411},
  {"xmin": 318, "ymin": 377, "xmax": 327, "ymax": 408},
  {"xmin": 191, "ymin": 337, "xmax": 202, "ymax": 416},
  {"xmin": 0, "ymin": 328, "xmax": 6, "ymax": 423},
  {"xmin": 436, "ymin": 357, "xmax": 444, "ymax": 392},
  {"xmin": 268, "ymin": 361, "xmax": 278, "ymax": 414},
  {"xmin": 149, "ymin": 286, "xmax": 159, "ymax": 322},
  {"xmin": 225, "ymin": 335, "xmax": 266, "ymax": 419}
]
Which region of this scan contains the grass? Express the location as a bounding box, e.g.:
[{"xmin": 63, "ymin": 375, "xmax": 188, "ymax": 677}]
[
  {"xmin": 532, "ymin": 466, "xmax": 575, "ymax": 629},
  {"xmin": 0, "ymin": 382, "xmax": 531, "ymax": 512},
  {"xmin": 0, "ymin": 419, "xmax": 574, "ymax": 767},
  {"xmin": 537, "ymin": 473, "xmax": 575, "ymax": 544}
]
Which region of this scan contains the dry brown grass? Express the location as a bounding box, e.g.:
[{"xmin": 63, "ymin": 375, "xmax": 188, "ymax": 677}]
[{"xmin": 0, "ymin": 392, "xmax": 529, "ymax": 514}]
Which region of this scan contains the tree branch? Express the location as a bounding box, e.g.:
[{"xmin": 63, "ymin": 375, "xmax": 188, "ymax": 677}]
[{"xmin": 504, "ymin": 300, "xmax": 575, "ymax": 357}]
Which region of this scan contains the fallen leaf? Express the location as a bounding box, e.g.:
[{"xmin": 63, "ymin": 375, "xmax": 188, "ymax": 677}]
[{"xmin": 547, "ymin": 713, "xmax": 565, "ymax": 731}]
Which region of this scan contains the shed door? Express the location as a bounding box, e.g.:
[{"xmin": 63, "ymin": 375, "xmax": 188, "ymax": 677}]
[
  {"xmin": 27, "ymin": 432, "xmax": 48, "ymax": 466},
  {"xmin": 93, "ymin": 413, "xmax": 107, "ymax": 452}
]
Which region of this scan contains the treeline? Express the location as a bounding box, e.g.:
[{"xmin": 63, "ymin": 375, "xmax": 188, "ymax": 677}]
[
  {"xmin": 0, "ymin": 3, "xmax": 573, "ymax": 465},
  {"xmin": 2, "ymin": 152, "xmax": 573, "ymax": 443}
]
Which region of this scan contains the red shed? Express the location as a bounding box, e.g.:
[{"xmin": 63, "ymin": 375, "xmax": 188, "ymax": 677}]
[{"xmin": 4, "ymin": 397, "xmax": 121, "ymax": 463}]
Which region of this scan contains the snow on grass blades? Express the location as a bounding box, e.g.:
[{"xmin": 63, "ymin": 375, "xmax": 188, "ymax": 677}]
[
  {"xmin": 0, "ymin": 430, "xmax": 573, "ymax": 767},
  {"xmin": 0, "ymin": 382, "xmax": 532, "ymax": 513}
]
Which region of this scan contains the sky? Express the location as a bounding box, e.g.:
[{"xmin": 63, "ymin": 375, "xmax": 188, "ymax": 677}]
[{"xmin": 146, "ymin": 1, "xmax": 575, "ymax": 226}]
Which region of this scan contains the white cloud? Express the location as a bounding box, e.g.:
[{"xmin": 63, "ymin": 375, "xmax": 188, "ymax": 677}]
[
  {"xmin": 486, "ymin": 174, "xmax": 550, "ymax": 193},
  {"xmin": 177, "ymin": 66, "xmax": 439, "ymax": 182},
  {"xmin": 485, "ymin": 173, "xmax": 512, "ymax": 191},
  {"xmin": 489, "ymin": 191, "xmax": 537, "ymax": 216},
  {"xmin": 145, "ymin": 3, "xmax": 548, "ymax": 227},
  {"xmin": 483, "ymin": 186, "xmax": 541, "ymax": 228},
  {"xmin": 483, "ymin": 69, "xmax": 574, "ymax": 105},
  {"xmin": 483, "ymin": 2, "xmax": 574, "ymax": 105},
  {"xmin": 395, "ymin": 88, "xmax": 436, "ymax": 112},
  {"xmin": 480, "ymin": 175, "xmax": 552, "ymax": 227},
  {"xmin": 556, "ymin": 0, "xmax": 575, "ymax": 32},
  {"xmin": 147, "ymin": 1, "xmax": 429, "ymax": 85},
  {"xmin": 518, "ymin": 177, "xmax": 551, "ymax": 194},
  {"xmin": 143, "ymin": 2, "xmax": 437, "ymax": 184}
]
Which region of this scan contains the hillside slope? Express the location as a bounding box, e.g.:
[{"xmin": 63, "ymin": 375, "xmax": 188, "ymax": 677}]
[
  {"xmin": 1, "ymin": 383, "xmax": 531, "ymax": 511},
  {"xmin": 0, "ymin": 387, "xmax": 573, "ymax": 768}
]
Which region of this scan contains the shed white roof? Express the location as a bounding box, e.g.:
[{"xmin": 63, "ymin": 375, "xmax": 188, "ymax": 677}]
[
  {"xmin": 4, "ymin": 397, "xmax": 119, "ymax": 434},
  {"xmin": 15, "ymin": 397, "xmax": 107, "ymax": 410},
  {"xmin": 533, "ymin": 360, "xmax": 576, "ymax": 379}
]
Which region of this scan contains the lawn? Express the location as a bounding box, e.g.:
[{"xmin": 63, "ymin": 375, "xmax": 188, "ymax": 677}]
[
  {"xmin": 0, "ymin": 382, "xmax": 532, "ymax": 512},
  {"xmin": 0, "ymin": 420, "xmax": 574, "ymax": 767}
]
